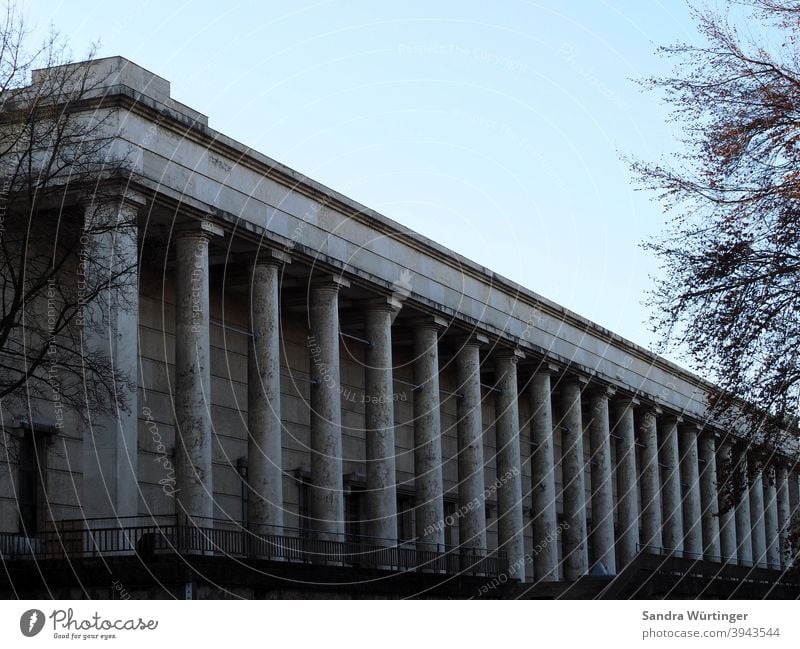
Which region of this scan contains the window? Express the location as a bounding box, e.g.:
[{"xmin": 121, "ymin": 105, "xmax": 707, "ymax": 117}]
[
  {"xmin": 236, "ymin": 457, "xmax": 248, "ymax": 528},
  {"xmin": 443, "ymin": 501, "xmax": 458, "ymax": 549},
  {"xmin": 345, "ymin": 491, "xmax": 363, "ymax": 541},
  {"xmin": 18, "ymin": 431, "xmax": 47, "ymax": 536},
  {"xmin": 298, "ymin": 481, "xmax": 309, "ymax": 536},
  {"xmin": 396, "ymin": 495, "xmax": 414, "ymax": 543},
  {"xmin": 557, "ymin": 515, "xmax": 566, "ymax": 580}
]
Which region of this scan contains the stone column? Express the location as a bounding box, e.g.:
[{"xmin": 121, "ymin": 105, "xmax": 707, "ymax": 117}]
[
  {"xmin": 749, "ymin": 468, "xmax": 767, "ymax": 567},
  {"xmin": 82, "ymin": 193, "xmax": 144, "ymax": 519},
  {"xmin": 247, "ymin": 251, "xmax": 289, "ymax": 532},
  {"xmin": 763, "ymin": 467, "xmax": 780, "ymax": 569},
  {"xmin": 589, "ymin": 386, "xmax": 616, "ymax": 574},
  {"xmin": 494, "ymin": 351, "xmax": 525, "ymax": 580},
  {"xmin": 454, "ymin": 336, "xmax": 488, "ymax": 552},
  {"xmin": 638, "ymin": 407, "xmax": 663, "ymax": 552},
  {"xmin": 716, "ymin": 441, "xmax": 737, "ymax": 562},
  {"xmin": 679, "ymin": 424, "xmax": 702, "ymax": 557},
  {"xmin": 174, "ymin": 219, "xmax": 223, "ymax": 522},
  {"xmin": 413, "ymin": 318, "xmax": 446, "ymax": 550},
  {"xmin": 699, "ymin": 433, "xmax": 721, "ymax": 560},
  {"xmin": 787, "ymin": 468, "xmax": 799, "ymax": 565},
  {"xmin": 776, "ymin": 464, "xmax": 790, "ymax": 568},
  {"xmin": 308, "ymin": 276, "xmax": 350, "ymax": 537},
  {"xmin": 529, "ymin": 368, "xmax": 559, "ymax": 581},
  {"xmin": 789, "ymin": 469, "xmax": 800, "ymax": 523},
  {"xmin": 561, "ymin": 376, "xmax": 588, "ymax": 581},
  {"xmin": 734, "ymin": 450, "xmax": 753, "ymax": 565},
  {"xmin": 612, "ymin": 398, "xmax": 640, "ymax": 568},
  {"xmin": 363, "ymin": 297, "xmax": 401, "ymax": 542},
  {"xmin": 659, "ymin": 416, "xmax": 683, "ymax": 555}
]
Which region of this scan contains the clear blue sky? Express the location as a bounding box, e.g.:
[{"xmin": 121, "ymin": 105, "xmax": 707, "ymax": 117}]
[{"xmin": 27, "ymin": 0, "xmax": 699, "ymax": 362}]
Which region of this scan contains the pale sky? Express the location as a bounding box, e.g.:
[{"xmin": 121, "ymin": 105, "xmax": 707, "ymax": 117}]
[{"xmin": 27, "ymin": 0, "xmax": 699, "ymax": 364}]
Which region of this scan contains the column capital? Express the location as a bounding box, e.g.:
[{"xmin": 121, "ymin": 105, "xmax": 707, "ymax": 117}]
[
  {"xmin": 659, "ymin": 413, "xmax": 683, "ymax": 428},
  {"xmin": 494, "ymin": 347, "xmax": 525, "ymax": 364},
  {"xmin": 409, "ymin": 314, "xmax": 448, "ymax": 332},
  {"xmin": 589, "ymin": 384, "xmax": 616, "ymax": 399},
  {"xmin": 697, "ymin": 426, "xmax": 720, "ymax": 441},
  {"xmin": 364, "ymin": 295, "xmax": 403, "ymax": 313},
  {"xmin": 718, "ymin": 432, "xmax": 740, "ymax": 447},
  {"xmin": 254, "ymin": 247, "xmax": 292, "ymax": 267},
  {"xmin": 533, "ymin": 361, "xmax": 561, "ymax": 375},
  {"xmin": 175, "ymin": 217, "xmax": 224, "ymax": 239},
  {"xmin": 81, "ymin": 189, "xmax": 147, "ymax": 211},
  {"xmin": 311, "ymin": 274, "xmax": 351, "ymax": 292},
  {"xmin": 638, "ymin": 403, "xmax": 663, "ymax": 417},
  {"xmin": 448, "ymin": 331, "xmax": 490, "ymax": 350},
  {"xmin": 561, "ymin": 373, "xmax": 589, "ymax": 388},
  {"xmin": 678, "ymin": 421, "xmax": 704, "ymax": 435},
  {"xmin": 118, "ymin": 191, "xmax": 147, "ymax": 209},
  {"xmin": 611, "ymin": 395, "xmax": 641, "ymax": 409}
]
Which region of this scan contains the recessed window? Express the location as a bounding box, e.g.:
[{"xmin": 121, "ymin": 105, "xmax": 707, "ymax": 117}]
[
  {"xmin": 345, "ymin": 491, "xmax": 363, "ymax": 541},
  {"xmin": 396, "ymin": 495, "xmax": 414, "ymax": 543},
  {"xmin": 18, "ymin": 431, "xmax": 48, "ymax": 536}
]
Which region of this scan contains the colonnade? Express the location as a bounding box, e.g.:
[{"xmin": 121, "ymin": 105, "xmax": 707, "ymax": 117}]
[{"xmin": 169, "ymin": 228, "xmax": 800, "ymax": 581}]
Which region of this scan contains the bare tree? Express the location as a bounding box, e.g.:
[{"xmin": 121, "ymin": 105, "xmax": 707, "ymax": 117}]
[
  {"xmin": 630, "ymin": 1, "xmax": 800, "ymax": 515},
  {"xmin": 0, "ymin": 3, "xmax": 137, "ymax": 434}
]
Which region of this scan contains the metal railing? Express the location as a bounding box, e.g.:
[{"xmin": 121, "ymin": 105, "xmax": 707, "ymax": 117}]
[
  {"xmin": 635, "ymin": 544, "xmax": 789, "ymax": 576},
  {"xmin": 0, "ymin": 517, "xmax": 508, "ymax": 578},
  {"xmin": 596, "ymin": 544, "xmax": 798, "ymax": 599}
]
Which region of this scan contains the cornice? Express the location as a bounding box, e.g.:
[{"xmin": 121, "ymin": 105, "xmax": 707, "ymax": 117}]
[{"xmin": 76, "ymin": 84, "xmax": 733, "ymax": 415}]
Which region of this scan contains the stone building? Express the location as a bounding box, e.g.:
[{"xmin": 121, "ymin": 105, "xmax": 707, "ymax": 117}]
[{"xmin": 0, "ymin": 57, "xmax": 798, "ymax": 599}]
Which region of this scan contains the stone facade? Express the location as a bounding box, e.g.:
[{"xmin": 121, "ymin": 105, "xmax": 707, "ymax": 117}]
[{"xmin": 1, "ymin": 57, "xmax": 799, "ymax": 595}]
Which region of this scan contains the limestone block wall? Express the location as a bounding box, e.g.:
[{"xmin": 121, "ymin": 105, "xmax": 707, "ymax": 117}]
[
  {"xmin": 0, "ymin": 271, "xmax": 86, "ymax": 533},
  {"xmin": 0, "ymin": 426, "xmax": 84, "ymax": 533}
]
